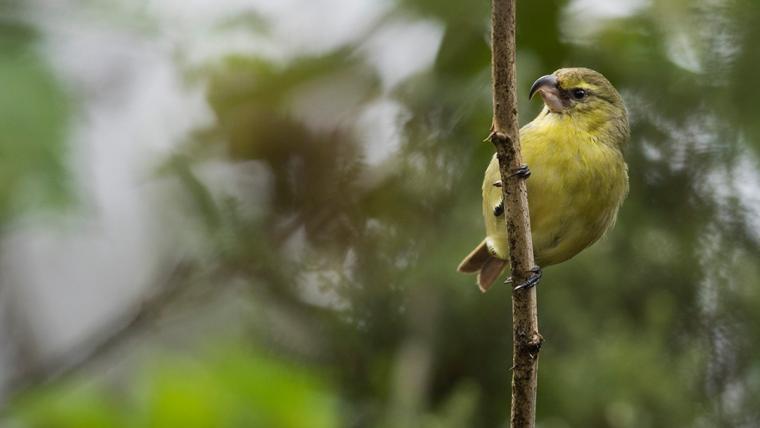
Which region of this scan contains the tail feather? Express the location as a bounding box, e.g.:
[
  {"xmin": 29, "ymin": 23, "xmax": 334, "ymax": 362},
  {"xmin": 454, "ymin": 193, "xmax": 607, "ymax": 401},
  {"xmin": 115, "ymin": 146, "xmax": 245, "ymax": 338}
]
[
  {"xmin": 476, "ymin": 257, "xmax": 507, "ymax": 292},
  {"xmin": 457, "ymin": 239, "xmax": 492, "ymax": 273},
  {"xmin": 458, "ymin": 239, "xmax": 507, "ymax": 292}
]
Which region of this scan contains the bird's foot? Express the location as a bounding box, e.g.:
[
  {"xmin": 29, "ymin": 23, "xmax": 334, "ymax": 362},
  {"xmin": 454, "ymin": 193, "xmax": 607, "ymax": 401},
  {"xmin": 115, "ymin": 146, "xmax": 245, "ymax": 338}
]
[
  {"xmin": 493, "ymin": 200, "xmax": 504, "ymax": 217},
  {"xmin": 509, "ymin": 164, "xmax": 531, "ymax": 179},
  {"xmin": 510, "ymin": 266, "xmax": 542, "ymax": 291}
]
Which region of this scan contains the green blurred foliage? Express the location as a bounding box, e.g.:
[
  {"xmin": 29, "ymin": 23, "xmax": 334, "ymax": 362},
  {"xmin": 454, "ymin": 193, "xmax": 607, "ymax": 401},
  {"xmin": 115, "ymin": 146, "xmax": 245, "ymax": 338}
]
[
  {"xmin": 9, "ymin": 348, "xmax": 340, "ymax": 428},
  {"xmin": 4, "ymin": 0, "xmax": 760, "ymax": 427},
  {"xmin": 0, "ymin": 16, "xmax": 70, "ymax": 222}
]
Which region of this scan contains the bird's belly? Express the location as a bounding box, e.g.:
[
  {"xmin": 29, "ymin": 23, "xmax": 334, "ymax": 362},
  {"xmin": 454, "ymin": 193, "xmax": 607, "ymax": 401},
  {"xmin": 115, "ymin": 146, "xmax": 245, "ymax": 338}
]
[
  {"xmin": 483, "ymin": 144, "xmax": 626, "ymax": 267},
  {"xmin": 485, "ymin": 191, "xmax": 611, "ymax": 265},
  {"xmin": 529, "ymin": 190, "xmax": 614, "ymax": 266}
]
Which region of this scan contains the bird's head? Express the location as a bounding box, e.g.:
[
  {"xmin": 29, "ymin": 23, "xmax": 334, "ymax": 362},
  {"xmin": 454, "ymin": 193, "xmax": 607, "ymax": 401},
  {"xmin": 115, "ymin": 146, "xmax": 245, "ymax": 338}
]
[
  {"xmin": 529, "ymin": 68, "xmax": 625, "ymax": 115},
  {"xmin": 529, "ymin": 68, "xmax": 629, "ymax": 144}
]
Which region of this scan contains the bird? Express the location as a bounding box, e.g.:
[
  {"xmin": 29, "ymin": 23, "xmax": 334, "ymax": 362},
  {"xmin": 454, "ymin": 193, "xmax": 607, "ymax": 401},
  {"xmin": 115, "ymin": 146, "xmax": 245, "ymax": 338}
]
[{"xmin": 458, "ymin": 67, "xmax": 630, "ymax": 292}]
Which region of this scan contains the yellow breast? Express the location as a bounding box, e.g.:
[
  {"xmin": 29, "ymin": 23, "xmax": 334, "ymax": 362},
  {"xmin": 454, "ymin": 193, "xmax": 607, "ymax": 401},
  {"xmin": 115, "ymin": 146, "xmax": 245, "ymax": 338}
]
[{"xmin": 482, "ymin": 114, "xmax": 628, "ymax": 266}]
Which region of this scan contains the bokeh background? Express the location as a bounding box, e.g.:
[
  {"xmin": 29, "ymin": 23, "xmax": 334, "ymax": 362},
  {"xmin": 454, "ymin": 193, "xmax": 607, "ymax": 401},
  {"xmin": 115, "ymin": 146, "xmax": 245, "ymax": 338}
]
[{"xmin": 0, "ymin": 0, "xmax": 759, "ymax": 427}]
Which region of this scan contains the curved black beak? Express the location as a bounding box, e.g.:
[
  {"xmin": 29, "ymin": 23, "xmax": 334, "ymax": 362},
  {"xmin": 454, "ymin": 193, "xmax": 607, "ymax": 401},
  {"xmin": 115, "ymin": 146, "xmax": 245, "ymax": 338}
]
[{"xmin": 529, "ymin": 74, "xmax": 559, "ymax": 99}]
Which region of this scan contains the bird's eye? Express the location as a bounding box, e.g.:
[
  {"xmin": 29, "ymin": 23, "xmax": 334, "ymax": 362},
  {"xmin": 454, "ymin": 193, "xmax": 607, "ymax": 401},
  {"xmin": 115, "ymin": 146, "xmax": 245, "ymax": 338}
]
[{"xmin": 571, "ymin": 88, "xmax": 587, "ymax": 100}]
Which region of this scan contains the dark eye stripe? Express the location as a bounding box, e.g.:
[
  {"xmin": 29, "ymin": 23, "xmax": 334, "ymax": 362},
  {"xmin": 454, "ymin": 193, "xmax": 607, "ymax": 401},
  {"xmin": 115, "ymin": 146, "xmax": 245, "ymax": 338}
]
[
  {"xmin": 568, "ymin": 87, "xmax": 617, "ymax": 105},
  {"xmin": 559, "ymin": 86, "xmax": 617, "ymax": 106},
  {"xmin": 571, "ymin": 89, "xmax": 587, "ymax": 99}
]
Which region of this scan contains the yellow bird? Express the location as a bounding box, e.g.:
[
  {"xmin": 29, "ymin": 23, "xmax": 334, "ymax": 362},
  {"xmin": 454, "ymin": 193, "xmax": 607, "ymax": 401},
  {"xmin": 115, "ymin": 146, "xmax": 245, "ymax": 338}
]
[{"xmin": 458, "ymin": 68, "xmax": 630, "ymax": 292}]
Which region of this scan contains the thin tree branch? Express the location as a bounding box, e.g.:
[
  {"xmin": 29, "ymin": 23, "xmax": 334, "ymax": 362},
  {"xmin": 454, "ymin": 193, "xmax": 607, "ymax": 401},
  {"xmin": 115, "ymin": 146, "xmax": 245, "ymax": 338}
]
[{"xmin": 489, "ymin": 0, "xmax": 543, "ymax": 426}]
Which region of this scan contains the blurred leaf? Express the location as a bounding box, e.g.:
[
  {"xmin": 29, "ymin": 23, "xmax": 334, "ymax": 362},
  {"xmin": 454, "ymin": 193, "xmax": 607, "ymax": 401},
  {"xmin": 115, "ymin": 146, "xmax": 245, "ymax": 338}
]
[
  {"xmin": 0, "ymin": 20, "xmax": 70, "ymax": 221},
  {"xmin": 7, "ymin": 348, "xmax": 340, "ymax": 428}
]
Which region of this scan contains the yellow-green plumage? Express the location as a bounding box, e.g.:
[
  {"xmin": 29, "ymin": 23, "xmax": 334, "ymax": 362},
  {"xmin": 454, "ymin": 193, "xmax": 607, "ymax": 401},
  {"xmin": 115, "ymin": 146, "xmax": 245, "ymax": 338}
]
[{"xmin": 459, "ymin": 68, "xmax": 629, "ymax": 291}]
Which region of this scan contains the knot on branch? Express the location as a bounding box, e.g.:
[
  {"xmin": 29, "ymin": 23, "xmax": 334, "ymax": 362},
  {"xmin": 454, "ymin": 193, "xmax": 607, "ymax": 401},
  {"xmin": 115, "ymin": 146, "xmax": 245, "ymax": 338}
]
[
  {"xmin": 527, "ymin": 333, "xmax": 544, "ymax": 356},
  {"xmin": 489, "ymin": 131, "xmax": 515, "ymax": 151},
  {"xmin": 516, "ymin": 330, "xmax": 544, "ymax": 358},
  {"xmin": 490, "ymin": 131, "xmax": 519, "ymax": 174}
]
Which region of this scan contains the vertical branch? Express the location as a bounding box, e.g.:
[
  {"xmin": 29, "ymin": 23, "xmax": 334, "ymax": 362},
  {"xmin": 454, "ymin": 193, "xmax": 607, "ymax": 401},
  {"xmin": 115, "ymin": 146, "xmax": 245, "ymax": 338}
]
[{"xmin": 490, "ymin": 0, "xmax": 542, "ymax": 426}]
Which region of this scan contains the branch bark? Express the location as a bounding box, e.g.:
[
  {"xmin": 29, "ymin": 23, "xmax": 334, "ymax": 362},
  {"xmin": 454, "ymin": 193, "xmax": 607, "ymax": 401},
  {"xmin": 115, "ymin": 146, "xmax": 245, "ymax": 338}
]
[{"xmin": 489, "ymin": 0, "xmax": 542, "ymax": 426}]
